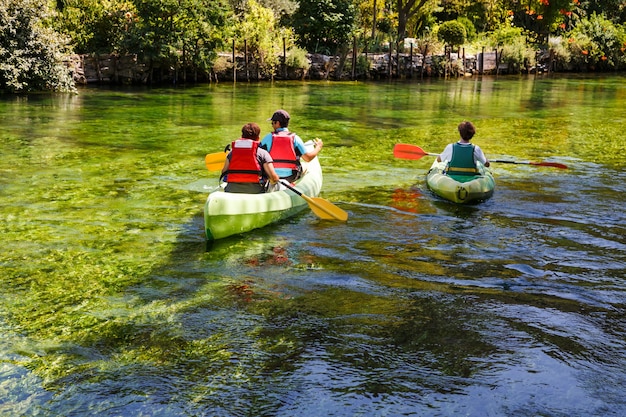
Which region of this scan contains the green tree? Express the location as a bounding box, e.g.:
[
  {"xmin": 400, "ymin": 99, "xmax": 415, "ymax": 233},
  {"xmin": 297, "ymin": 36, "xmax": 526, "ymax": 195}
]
[
  {"xmin": 55, "ymin": 0, "xmax": 137, "ymax": 54},
  {"xmin": 437, "ymin": 20, "xmax": 466, "ymax": 48},
  {"xmin": 130, "ymin": 0, "xmax": 233, "ymax": 81},
  {"xmin": 289, "ymin": 0, "xmax": 357, "ymax": 54},
  {"xmin": 0, "ymin": 0, "xmax": 74, "ymax": 92},
  {"xmin": 235, "ymin": 0, "xmax": 290, "ymax": 77},
  {"xmin": 396, "ymin": 0, "xmax": 436, "ymax": 43},
  {"xmin": 508, "ymin": 0, "xmax": 579, "ymax": 43},
  {"xmin": 580, "ymin": 0, "xmax": 626, "ymax": 25}
]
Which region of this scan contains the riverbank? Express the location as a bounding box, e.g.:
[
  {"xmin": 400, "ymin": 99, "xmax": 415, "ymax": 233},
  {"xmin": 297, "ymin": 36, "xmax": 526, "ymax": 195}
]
[{"xmin": 65, "ymin": 49, "xmax": 521, "ymax": 86}]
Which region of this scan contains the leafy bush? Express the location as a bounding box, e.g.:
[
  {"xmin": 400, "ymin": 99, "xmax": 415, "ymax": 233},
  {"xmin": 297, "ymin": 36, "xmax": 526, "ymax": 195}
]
[
  {"xmin": 285, "ymin": 46, "xmax": 310, "ymax": 70},
  {"xmin": 0, "ymin": 0, "xmax": 75, "ymax": 92},
  {"xmin": 484, "ymin": 25, "xmax": 535, "ymax": 73},
  {"xmin": 457, "ymin": 17, "xmax": 477, "ymax": 42},
  {"xmin": 437, "ymin": 21, "xmax": 467, "ymax": 48},
  {"xmin": 566, "ymin": 13, "xmax": 626, "ymax": 70},
  {"xmin": 489, "ymin": 25, "xmax": 525, "ymax": 47},
  {"xmin": 236, "ymin": 0, "xmax": 284, "ymax": 77},
  {"xmin": 548, "ymin": 36, "xmax": 572, "ymax": 71}
]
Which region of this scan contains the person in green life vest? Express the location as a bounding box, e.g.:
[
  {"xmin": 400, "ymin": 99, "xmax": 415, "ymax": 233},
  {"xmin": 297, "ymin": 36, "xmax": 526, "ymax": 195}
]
[{"xmin": 436, "ymin": 121, "xmax": 490, "ymax": 175}]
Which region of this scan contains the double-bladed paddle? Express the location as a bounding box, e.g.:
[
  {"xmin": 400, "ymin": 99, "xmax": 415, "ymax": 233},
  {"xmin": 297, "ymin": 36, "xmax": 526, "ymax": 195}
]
[
  {"xmin": 280, "ymin": 180, "xmax": 348, "ymax": 221},
  {"xmin": 393, "ymin": 143, "xmax": 568, "ymax": 169}
]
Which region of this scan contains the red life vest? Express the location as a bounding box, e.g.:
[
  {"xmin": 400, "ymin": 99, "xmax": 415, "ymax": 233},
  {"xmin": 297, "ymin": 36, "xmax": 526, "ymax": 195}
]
[
  {"xmin": 268, "ymin": 133, "xmax": 299, "ymax": 171},
  {"xmin": 226, "ymin": 139, "xmax": 263, "ymax": 183}
]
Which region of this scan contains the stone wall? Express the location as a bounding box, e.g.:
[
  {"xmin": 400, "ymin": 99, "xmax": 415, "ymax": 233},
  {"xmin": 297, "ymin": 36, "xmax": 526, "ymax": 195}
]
[{"xmin": 66, "ymin": 51, "xmax": 509, "ymax": 86}]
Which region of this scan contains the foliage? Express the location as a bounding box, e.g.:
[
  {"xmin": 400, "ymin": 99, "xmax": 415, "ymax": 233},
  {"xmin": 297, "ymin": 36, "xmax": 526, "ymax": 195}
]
[
  {"xmin": 548, "ymin": 36, "xmax": 572, "ymax": 70},
  {"xmin": 357, "ymin": 0, "xmax": 394, "ymax": 41},
  {"xmin": 235, "ymin": 0, "xmax": 290, "ymax": 76},
  {"xmin": 55, "ymin": 0, "xmax": 137, "ymax": 54},
  {"xmin": 415, "ymin": 32, "xmax": 443, "ymax": 57},
  {"xmin": 395, "ymin": 0, "xmax": 433, "ymax": 43},
  {"xmin": 131, "ymin": 0, "xmax": 233, "ymax": 72},
  {"xmin": 0, "ymin": 0, "xmax": 75, "ymax": 92},
  {"xmin": 285, "ymin": 46, "xmax": 311, "ymax": 70},
  {"xmin": 508, "ymin": 0, "xmax": 579, "ymax": 42},
  {"xmin": 583, "ymin": 0, "xmax": 626, "ymax": 25},
  {"xmin": 489, "ymin": 25, "xmax": 526, "ymax": 47},
  {"xmin": 434, "ymin": 0, "xmax": 509, "ymax": 32},
  {"xmin": 289, "ymin": 0, "xmax": 357, "ymax": 54},
  {"xmin": 55, "ymin": 0, "xmax": 233, "ymax": 80},
  {"xmin": 11, "ymin": 0, "xmax": 626, "ymax": 87},
  {"xmin": 483, "ymin": 25, "xmax": 536, "ymax": 73},
  {"xmin": 457, "ymin": 16, "xmax": 477, "ymax": 42},
  {"xmin": 258, "ymin": 0, "xmax": 298, "ymax": 18},
  {"xmin": 565, "ymin": 13, "xmax": 626, "ymax": 71},
  {"xmin": 437, "ymin": 20, "xmax": 467, "ymax": 47}
]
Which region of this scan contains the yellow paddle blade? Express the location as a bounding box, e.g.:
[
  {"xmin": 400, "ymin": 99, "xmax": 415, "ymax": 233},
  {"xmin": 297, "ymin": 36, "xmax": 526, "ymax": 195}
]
[
  {"xmin": 280, "ymin": 180, "xmax": 348, "ymax": 221},
  {"xmin": 302, "ymin": 195, "xmax": 349, "ymax": 221},
  {"xmin": 205, "ymin": 152, "xmax": 227, "ymax": 171}
]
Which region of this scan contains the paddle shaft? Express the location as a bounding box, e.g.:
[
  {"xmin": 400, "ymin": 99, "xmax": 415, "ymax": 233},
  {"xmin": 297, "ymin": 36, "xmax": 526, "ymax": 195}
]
[{"xmin": 490, "ymin": 159, "xmax": 568, "ymax": 169}]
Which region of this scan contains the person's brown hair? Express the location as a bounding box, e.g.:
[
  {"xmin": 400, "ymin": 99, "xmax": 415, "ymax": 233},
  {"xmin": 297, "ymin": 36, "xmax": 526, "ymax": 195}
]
[
  {"xmin": 241, "ymin": 122, "xmax": 261, "ymax": 140},
  {"xmin": 458, "ymin": 121, "xmax": 476, "ymax": 141}
]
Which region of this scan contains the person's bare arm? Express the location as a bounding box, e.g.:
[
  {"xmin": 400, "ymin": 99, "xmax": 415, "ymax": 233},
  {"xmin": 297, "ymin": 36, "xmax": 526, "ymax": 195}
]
[
  {"xmin": 263, "ymin": 162, "xmax": 280, "ymax": 184},
  {"xmin": 301, "ymin": 138, "xmax": 323, "ymax": 162}
]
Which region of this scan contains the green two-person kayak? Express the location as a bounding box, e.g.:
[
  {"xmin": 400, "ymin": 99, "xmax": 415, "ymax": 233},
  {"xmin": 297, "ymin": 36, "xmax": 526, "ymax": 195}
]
[
  {"xmin": 426, "ymin": 159, "xmax": 495, "ymax": 204},
  {"xmin": 204, "ymin": 149, "xmax": 323, "ymax": 241}
]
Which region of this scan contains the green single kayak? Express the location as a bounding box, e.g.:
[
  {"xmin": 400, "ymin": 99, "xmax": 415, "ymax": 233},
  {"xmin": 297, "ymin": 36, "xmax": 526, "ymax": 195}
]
[
  {"xmin": 426, "ymin": 160, "xmax": 495, "ymax": 204},
  {"xmin": 204, "ymin": 153, "xmax": 323, "ymax": 241}
]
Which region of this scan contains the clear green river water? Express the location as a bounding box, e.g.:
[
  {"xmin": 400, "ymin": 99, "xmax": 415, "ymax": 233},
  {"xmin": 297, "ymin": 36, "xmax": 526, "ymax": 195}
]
[{"xmin": 1, "ymin": 75, "xmax": 625, "ymax": 416}]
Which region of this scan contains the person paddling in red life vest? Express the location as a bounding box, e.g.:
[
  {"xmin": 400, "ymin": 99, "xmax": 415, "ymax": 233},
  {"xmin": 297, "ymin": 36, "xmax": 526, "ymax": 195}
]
[
  {"xmin": 260, "ymin": 109, "xmax": 323, "ymax": 182},
  {"xmin": 436, "ymin": 121, "xmax": 490, "ymax": 175},
  {"xmin": 221, "ymin": 122, "xmax": 280, "ymax": 194}
]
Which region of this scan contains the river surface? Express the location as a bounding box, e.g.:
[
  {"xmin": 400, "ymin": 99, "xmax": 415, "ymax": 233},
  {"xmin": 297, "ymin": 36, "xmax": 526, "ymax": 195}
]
[{"xmin": 1, "ymin": 75, "xmax": 625, "ymax": 416}]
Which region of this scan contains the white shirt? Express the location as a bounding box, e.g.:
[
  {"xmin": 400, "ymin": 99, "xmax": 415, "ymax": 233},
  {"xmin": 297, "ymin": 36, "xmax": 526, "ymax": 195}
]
[{"xmin": 439, "ymin": 141, "xmax": 488, "ymax": 164}]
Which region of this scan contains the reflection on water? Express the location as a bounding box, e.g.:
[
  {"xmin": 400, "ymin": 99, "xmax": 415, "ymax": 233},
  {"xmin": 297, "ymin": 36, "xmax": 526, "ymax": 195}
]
[{"xmin": 1, "ymin": 76, "xmax": 625, "ymax": 416}]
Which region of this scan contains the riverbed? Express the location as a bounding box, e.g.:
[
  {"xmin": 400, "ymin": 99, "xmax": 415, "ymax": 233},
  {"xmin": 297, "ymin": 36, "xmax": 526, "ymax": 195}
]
[{"xmin": 1, "ymin": 75, "xmax": 624, "ymax": 416}]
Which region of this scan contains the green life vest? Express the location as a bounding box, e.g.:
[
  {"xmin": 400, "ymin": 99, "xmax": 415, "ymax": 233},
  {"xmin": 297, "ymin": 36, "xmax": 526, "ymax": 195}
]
[{"xmin": 447, "ymin": 143, "xmax": 478, "ymax": 176}]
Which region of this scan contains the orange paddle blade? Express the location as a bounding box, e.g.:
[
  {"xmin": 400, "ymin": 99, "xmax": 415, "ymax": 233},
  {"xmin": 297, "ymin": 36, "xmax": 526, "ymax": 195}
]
[{"xmin": 393, "ymin": 143, "xmax": 438, "ymax": 160}]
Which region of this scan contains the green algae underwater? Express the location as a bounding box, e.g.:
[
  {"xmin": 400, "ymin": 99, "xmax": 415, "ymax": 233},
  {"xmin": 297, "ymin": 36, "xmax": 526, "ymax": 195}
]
[{"xmin": 1, "ymin": 75, "xmax": 625, "ymax": 416}]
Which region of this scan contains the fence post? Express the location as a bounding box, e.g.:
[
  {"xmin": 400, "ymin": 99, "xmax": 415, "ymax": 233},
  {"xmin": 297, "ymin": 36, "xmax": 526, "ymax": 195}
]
[
  {"xmin": 410, "ymin": 42, "xmax": 413, "ymax": 78},
  {"xmin": 244, "ymin": 39, "xmax": 249, "ymax": 81},
  {"xmin": 396, "ymin": 41, "xmax": 400, "ymax": 78},
  {"xmin": 480, "ymin": 46, "xmax": 485, "ymax": 75},
  {"xmin": 462, "ymin": 47, "xmax": 465, "ymax": 74},
  {"xmin": 232, "ymin": 39, "xmax": 236, "ymax": 83},
  {"xmin": 283, "ymin": 37, "xmax": 287, "ymax": 79},
  {"xmin": 352, "ymin": 36, "xmax": 357, "ymax": 80},
  {"xmin": 388, "ymin": 41, "xmax": 392, "ymax": 78}
]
